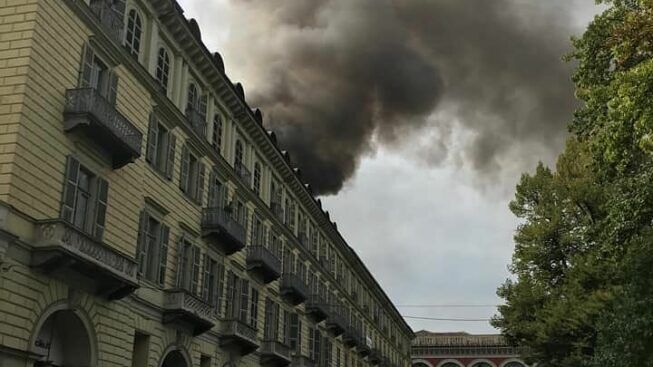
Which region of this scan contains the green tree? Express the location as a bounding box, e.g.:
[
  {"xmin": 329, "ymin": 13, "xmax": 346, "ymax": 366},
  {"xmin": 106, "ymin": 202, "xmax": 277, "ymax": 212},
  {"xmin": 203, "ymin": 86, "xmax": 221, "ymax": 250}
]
[{"xmin": 494, "ymin": 1, "xmax": 653, "ymax": 366}]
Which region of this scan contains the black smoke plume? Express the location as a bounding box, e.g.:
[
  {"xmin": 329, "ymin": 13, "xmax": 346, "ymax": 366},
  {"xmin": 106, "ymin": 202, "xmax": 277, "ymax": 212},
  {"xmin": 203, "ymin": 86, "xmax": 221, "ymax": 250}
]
[{"xmin": 208, "ymin": 0, "xmax": 594, "ymax": 195}]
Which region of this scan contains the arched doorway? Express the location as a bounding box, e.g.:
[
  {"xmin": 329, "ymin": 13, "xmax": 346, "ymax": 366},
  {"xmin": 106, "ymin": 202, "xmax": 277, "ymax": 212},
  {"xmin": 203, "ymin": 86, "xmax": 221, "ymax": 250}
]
[
  {"xmin": 161, "ymin": 350, "xmax": 188, "ymax": 367},
  {"xmin": 32, "ymin": 309, "xmax": 91, "ymax": 367}
]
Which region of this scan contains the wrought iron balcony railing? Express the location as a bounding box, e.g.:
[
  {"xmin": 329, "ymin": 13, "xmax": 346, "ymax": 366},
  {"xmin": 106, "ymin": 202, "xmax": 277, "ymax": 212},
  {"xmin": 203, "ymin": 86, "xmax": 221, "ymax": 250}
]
[
  {"xmin": 325, "ymin": 306, "xmax": 347, "ymax": 337},
  {"xmin": 260, "ymin": 340, "xmax": 292, "ymax": 366},
  {"xmin": 32, "ymin": 219, "xmax": 138, "ymax": 300},
  {"xmin": 342, "ymin": 327, "xmax": 359, "ymax": 348},
  {"xmin": 162, "ymin": 289, "xmax": 216, "ymax": 336},
  {"xmin": 368, "ymin": 349, "xmax": 382, "ymax": 364},
  {"xmin": 89, "ymin": 0, "xmax": 123, "ymax": 43},
  {"xmin": 305, "ymin": 293, "xmax": 329, "ymax": 322},
  {"xmin": 246, "ymin": 246, "xmax": 281, "ymax": 284},
  {"xmin": 185, "ymin": 106, "xmax": 207, "ymax": 139},
  {"xmin": 63, "ymin": 88, "xmax": 142, "ymax": 168},
  {"xmin": 201, "ymin": 207, "xmax": 246, "ymax": 255},
  {"xmin": 280, "ymin": 273, "xmax": 308, "ymax": 306},
  {"xmin": 218, "ymin": 318, "xmax": 259, "ymax": 356}
]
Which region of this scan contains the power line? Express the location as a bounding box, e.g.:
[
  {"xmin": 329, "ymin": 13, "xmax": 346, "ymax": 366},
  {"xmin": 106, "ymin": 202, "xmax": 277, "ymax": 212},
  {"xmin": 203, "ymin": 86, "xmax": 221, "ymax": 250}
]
[
  {"xmin": 396, "ymin": 304, "xmax": 500, "ymax": 308},
  {"xmin": 402, "ymin": 315, "xmax": 491, "ymax": 322}
]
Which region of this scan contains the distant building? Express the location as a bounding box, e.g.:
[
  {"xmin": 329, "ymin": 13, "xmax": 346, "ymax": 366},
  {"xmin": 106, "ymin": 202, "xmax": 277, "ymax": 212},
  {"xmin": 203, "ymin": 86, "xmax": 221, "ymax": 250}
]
[{"xmin": 411, "ymin": 331, "xmax": 528, "ymax": 367}]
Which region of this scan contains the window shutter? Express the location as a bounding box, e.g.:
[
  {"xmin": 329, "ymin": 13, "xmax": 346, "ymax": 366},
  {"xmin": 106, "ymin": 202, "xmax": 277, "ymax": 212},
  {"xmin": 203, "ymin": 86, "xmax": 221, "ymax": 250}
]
[
  {"xmin": 199, "ymin": 94, "xmax": 208, "ymax": 122},
  {"xmin": 202, "ymin": 255, "xmax": 211, "ymax": 301},
  {"xmin": 165, "ymin": 133, "xmax": 176, "ymax": 180},
  {"xmin": 264, "ymin": 298, "xmax": 273, "ymax": 339},
  {"xmin": 308, "ymin": 327, "xmax": 315, "ymax": 361},
  {"xmin": 158, "ymin": 224, "xmax": 169, "ymax": 286},
  {"xmin": 175, "ymin": 235, "xmax": 187, "ymax": 288},
  {"xmin": 207, "ymin": 169, "xmax": 218, "ymax": 207},
  {"xmin": 225, "ymin": 271, "xmax": 236, "ymax": 318},
  {"xmin": 93, "ymin": 178, "xmax": 109, "ymax": 240},
  {"xmin": 146, "ymin": 113, "xmax": 159, "ymax": 164},
  {"xmin": 239, "ymin": 279, "xmax": 249, "ymax": 322},
  {"xmin": 136, "ymin": 210, "xmax": 149, "ymax": 276},
  {"xmin": 191, "ymin": 245, "xmax": 201, "ymax": 295},
  {"xmin": 79, "ymin": 43, "xmax": 95, "ymax": 88},
  {"xmin": 215, "ymin": 262, "xmax": 225, "ymax": 316},
  {"xmin": 106, "ymin": 70, "xmax": 119, "ymax": 105},
  {"xmin": 197, "ymin": 163, "xmax": 206, "ymax": 204},
  {"xmin": 179, "ymin": 144, "xmax": 190, "ymax": 192},
  {"xmin": 283, "ymin": 310, "xmax": 290, "ymax": 345},
  {"xmin": 250, "ymin": 287, "xmax": 259, "ymax": 329},
  {"xmin": 61, "ymin": 156, "xmax": 80, "ymax": 223}
]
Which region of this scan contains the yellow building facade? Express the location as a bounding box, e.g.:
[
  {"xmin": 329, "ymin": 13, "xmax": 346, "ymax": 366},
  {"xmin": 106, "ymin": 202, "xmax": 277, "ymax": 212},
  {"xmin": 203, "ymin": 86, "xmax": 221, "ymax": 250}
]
[{"xmin": 0, "ymin": 0, "xmax": 414, "ymax": 366}]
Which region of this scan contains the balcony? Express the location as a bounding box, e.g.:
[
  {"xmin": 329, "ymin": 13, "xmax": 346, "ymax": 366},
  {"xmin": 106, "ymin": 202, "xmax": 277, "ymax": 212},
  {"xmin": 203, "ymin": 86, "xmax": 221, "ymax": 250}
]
[
  {"xmin": 185, "ymin": 107, "xmax": 207, "ymax": 139},
  {"xmin": 325, "ymin": 306, "xmax": 347, "ymax": 337},
  {"xmin": 218, "ymin": 318, "xmax": 259, "ymax": 356},
  {"xmin": 88, "ymin": 0, "xmax": 123, "ymax": 43},
  {"xmin": 342, "ymin": 327, "xmax": 358, "ymax": 348},
  {"xmin": 357, "ymin": 343, "xmax": 371, "ymax": 357},
  {"xmin": 31, "ymin": 220, "xmax": 138, "ymax": 300},
  {"xmin": 63, "ymin": 88, "xmax": 142, "ymax": 169},
  {"xmin": 291, "ymin": 355, "xmax": 315, "ymax": 367},
  {"xmin": 368, "ymin": 349, "xmax": 382, "ymax": 365},
  {"xmin": 162, "ymin": 289, "xmax": 216, "ymax": 336},
  {"xmin": 305, "ymin": 294, "xmax": 329, "ymax": 322},
  {"xmin": 246, "ymin": 246, "xmax": 281, "ymax": 284},
  {"xmin": 201, "ymin": 207, "xmax": 246, "ymax": 255},
  {"xmin": 280, "ymin": 273, "xmax": 308, "ymax": 305},
  {"xmin": 235, "ymin": 162, "xmax": 252, "ymax": 186},
  {"xmin": 260, "ymin": 340, "xmax": 292, "ymax": 367}
]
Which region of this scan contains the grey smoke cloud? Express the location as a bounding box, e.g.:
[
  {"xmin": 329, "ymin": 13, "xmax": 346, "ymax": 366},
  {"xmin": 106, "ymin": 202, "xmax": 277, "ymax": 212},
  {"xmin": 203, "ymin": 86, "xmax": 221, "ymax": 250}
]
[{"xmin": 222, "ymin": 0, "xmax": 589, "ymax": 195}]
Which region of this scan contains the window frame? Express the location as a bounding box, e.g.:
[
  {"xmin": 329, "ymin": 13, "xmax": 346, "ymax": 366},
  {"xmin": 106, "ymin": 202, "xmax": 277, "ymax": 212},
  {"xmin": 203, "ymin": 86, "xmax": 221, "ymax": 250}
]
[{"xmin": 124, "ymin": 7, "xmax": 144, "ymax": 58}]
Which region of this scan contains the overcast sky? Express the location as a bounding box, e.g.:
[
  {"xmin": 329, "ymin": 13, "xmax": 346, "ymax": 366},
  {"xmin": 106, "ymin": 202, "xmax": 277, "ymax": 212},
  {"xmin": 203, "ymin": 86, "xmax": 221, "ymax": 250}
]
[{"xmin": 177, "ymin": 0, "xmax": 600, "ymax": 334}]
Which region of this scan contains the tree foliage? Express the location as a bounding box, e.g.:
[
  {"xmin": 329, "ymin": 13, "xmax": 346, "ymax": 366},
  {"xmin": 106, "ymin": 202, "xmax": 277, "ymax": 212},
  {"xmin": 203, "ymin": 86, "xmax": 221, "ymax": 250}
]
[{"xmin": 493, "ymin": 1, "xmax": 653, "ymax": 366}]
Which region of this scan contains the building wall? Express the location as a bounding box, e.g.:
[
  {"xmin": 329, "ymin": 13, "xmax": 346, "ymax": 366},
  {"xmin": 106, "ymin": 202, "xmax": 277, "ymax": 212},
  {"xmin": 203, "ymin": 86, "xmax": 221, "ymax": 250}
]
[{"xmin": 0, "ymin": 0, "xmax": 412, "ymax": 367}]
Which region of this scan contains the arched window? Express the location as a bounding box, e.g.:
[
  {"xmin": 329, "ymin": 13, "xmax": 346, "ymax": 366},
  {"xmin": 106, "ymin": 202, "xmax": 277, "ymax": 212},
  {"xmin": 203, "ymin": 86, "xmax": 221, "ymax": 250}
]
[
  {"xmin": 234, "ymin": 140, "xmax": 244, "ymax": 170},
  {"xmin": 441, "ymin": 364, "xmax": 460, "ymax": 367},
  {"xmin": 156, "ymin": 47, "xmax": 171, "ymax": 91},
  {"xmin": 253, "ymin": 162, "xmax": 261, "ymax": 195},
  {"xmin": 186, "ymin": 83, "xmax": 199, "ymax": 113},
  {"xmin": 124, "ymin": 9, "xmax": 142, "ymax": 57},
  {"xmin": 212, "ymin": 114, "xmax": 223, "ymax": 150},
  {"xmin": 472, "ymin": 363, "xmax": 493, "ymax": 367},
  {"xmin": 504, "ymin": 363, "xmax": 525, "ymax": 367}
]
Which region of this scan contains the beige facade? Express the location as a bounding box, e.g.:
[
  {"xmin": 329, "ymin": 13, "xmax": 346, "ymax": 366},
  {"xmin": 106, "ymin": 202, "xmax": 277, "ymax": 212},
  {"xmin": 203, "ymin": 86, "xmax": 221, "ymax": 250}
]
[{"xmin": 0, "ymin": 0, "xmax": 413, "ymax": 367}]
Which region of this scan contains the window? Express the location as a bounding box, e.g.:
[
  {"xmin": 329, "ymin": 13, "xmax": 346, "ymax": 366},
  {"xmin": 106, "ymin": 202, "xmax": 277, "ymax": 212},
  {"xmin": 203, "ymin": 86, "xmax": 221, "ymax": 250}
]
[
  {"xmin": 124, "ymin": 9, "xmax": 142, "ymax": 57},
  {"xmin": 504, "ymin": 363, "xmax": 524, "ymax": 367},
  {"xmin": 136, "ymin": 211, "xmax": 170, "ymax": 285},
  {"xmin": 225, "ymin": 272, "xmax": 256, "ymax": 323},
  {"xmin": 253, "ymin": 162, "xmax": 261, "ymax": 195},
  {"xmin": 251, "ymin": 214, "xmax": 264, "ymax": 246},
  {"xmin": 212, "ymin": 114, "xmax": 223, "ymax": 152},
  {"xmin": 234, "ymin": 139, "xmax": 244, "ymax": 170},
  {"xmin": 146, "ymin": 113, "xmax": 175, "ymax": 179},
  {"xmin": 290, "ymin": 313, "xmax": 301, "ymax": 353},
  {"xmin": 207, "ymin": 169, "xmax": 224, "ymax": 208},
  {"xmin": 79, "ymin": 43, "xmax": 118, "ymax": 104},
  {"xmin": 186, "ymin": 83, "xmax": 199, "ymax": 113},
  {"xmin": 234, "ymin": 199, "xmax": 248, "ymax": 228},
  {"xmin": 61, "ymin": 156, "xmax": 108, "ymax": 240},
  {"xmin": 264, "ymin": 298, "xmax": 279, "ymax": 340},
  {"xmin": 176, "ymin": 238, "xmax": 201, "ymax": 295},
  {"xmin": 180, "ymin": 144, "xmax": 205, "ymax": 204},
  {"xmin": 155, "ymin": 47, "xmax": 170, "ymax": 92},
  {"xmin": 201, "ymin": 255, "xmax": 224, "ymax": 307}
]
